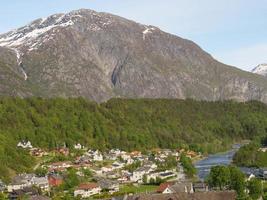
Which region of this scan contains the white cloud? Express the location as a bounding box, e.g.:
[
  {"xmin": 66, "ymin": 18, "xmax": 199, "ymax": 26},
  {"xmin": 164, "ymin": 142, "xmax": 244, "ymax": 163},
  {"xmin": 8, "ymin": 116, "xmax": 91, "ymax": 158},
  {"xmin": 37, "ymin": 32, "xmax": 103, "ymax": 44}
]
[{"xmin": 214, "ymin": 44, "xmax": 267, "ymax": 71}]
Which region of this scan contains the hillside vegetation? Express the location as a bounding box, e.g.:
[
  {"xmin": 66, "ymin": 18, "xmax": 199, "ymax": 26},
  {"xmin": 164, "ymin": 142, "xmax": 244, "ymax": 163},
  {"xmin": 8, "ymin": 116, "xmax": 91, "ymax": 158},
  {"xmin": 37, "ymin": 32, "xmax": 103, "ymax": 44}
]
[{"xmin": 0, "ymin": 98, "xmax": 267, "ymax": 181}]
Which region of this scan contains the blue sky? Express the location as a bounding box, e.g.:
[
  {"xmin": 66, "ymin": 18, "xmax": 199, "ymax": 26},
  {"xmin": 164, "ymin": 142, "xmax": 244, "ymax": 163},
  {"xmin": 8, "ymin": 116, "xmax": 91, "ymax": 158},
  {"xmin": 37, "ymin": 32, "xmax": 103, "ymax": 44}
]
[{"xmin": 1, "ymin": 0, "xmax": 267, "ymax": 71}]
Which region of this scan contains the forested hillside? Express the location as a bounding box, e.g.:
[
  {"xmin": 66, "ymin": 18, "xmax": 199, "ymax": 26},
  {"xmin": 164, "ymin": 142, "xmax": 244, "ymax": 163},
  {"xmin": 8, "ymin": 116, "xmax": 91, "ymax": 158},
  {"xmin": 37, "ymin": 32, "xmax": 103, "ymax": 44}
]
[{"xmin": 0, "ymin": 98, "xmax": 267, "ymax": 181}]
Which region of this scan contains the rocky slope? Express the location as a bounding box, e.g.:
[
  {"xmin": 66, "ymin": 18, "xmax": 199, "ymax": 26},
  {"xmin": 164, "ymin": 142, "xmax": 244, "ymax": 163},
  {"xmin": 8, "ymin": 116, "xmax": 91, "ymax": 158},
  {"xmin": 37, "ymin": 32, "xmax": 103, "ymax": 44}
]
[
  {"xmin": 252, "ymin": 64, "xmax": 267, "ymax": 77},
  {"xmin": 0, "ymin": 9, "xmax": 267, "ymax": 103}
]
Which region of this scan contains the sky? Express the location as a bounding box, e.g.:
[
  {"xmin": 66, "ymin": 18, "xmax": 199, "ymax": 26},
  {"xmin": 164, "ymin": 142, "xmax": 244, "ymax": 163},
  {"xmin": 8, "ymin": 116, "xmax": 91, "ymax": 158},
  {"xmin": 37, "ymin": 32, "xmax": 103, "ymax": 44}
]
[{"xmin": 0, "ymin": 0, "xmax": 267, "ymax": 71}]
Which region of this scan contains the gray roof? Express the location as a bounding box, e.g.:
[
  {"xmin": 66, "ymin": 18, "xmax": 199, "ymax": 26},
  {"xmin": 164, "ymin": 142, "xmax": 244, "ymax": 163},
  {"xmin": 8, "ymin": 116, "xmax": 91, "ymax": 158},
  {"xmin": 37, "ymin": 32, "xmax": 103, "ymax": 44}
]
[{"xmin": 12, "ymin": 174, "xmax": 35, "ymax": 185}]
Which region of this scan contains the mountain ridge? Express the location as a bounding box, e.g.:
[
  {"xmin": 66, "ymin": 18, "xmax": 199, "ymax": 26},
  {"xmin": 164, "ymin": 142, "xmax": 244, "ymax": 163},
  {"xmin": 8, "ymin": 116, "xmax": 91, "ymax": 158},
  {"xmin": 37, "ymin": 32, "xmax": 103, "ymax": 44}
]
[
  {"xmin": 0, "ymin": 9, "xmax": 267, "ymax": 103},
  {"xmin": 252, "ymin": 63, "xmax": 267, "ymax": 77}
]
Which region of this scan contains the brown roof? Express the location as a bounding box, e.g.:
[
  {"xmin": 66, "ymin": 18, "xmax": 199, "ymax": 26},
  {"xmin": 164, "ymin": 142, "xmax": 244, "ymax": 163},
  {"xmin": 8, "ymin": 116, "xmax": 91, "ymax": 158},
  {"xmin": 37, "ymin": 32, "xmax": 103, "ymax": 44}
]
[
  {"xmin": 78, "ymin": 183, "xmax": 99, "ymax": 190},
  {"xmin": 127, "ymin": 191, "xmax": 236, "ymax": 200},
  {"xmin": 157, "ymin": 182, "xmax": 175, "ymax": 193}
]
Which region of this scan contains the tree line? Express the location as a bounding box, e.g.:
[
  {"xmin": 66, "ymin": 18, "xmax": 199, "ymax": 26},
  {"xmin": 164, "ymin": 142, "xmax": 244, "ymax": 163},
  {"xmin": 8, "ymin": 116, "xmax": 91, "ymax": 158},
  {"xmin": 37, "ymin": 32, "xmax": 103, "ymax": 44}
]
[{"xmin": 0, "ymin": 97, "xmax": 266, "ymax": 181}]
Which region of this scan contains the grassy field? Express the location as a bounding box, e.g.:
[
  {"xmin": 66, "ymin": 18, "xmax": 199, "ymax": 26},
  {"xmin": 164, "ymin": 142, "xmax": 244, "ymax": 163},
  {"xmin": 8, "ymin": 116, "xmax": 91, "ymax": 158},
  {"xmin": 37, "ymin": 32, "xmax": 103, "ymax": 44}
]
[{"xmin": 119, "ymin": 184, "xmax": 158, "ymax": 194}]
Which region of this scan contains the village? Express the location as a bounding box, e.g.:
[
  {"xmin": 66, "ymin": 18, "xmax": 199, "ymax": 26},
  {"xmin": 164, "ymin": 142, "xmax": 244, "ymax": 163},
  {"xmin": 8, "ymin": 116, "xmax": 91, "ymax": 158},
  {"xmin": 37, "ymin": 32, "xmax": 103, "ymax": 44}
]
[
  {"xmin": 0, "ymin": 140, "xmax": 207, "ymax": 199},
  {"xmin": 1, "ymin": 140, "xmax": 267, "ymax": 200}
]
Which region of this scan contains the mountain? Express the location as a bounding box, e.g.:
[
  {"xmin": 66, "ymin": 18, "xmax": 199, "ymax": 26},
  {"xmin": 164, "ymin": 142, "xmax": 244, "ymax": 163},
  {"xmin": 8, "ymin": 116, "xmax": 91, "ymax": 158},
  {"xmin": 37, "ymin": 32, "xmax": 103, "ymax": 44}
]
[
  {"xmin": 0, "ymin": 9, "xmax": 267, "ymax": 103},
  {"xmin": 252, "ymin": 64, "xmax": 267, "ymax": 77}
]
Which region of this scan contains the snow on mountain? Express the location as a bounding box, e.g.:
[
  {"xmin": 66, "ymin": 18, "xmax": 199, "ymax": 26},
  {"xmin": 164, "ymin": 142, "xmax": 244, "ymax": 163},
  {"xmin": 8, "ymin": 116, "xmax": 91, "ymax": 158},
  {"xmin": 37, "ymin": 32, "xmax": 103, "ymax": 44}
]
[
  {"xmin": 0, "ymin": 9, "xmax": 116, "ymax": 52},
  {"xmin": 0, "ymin": 14, "xmax": 75, "ymax": 50},
  {"xmin": 251, "ymin": 64, "xmax": 267, "ymax": 77},
  {"xmin": 142, "ymin": 26, "xmax": 155, "ymax": 40}
]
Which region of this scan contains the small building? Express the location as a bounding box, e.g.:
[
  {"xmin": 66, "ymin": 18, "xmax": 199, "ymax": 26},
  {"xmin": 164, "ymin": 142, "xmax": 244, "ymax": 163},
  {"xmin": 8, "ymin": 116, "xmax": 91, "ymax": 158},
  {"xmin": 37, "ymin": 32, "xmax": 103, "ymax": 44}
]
[
  {"xmin": 74, "ymin": 183, "xmax": 101, "ymax": 198},
  {"xmin": 93, "ymin": 150, "xmax": 103, "ymax": 161},
  {"xmin": 157, "ymin": 182, "xmax": 193, "ymax": 194},
  {"xmin": 48, "ymin": 161, "xmax": 72, "ymax": 172},
  {"xmin": 55, "ymin": 148, "xmax": 69, "ymax": 156},
  {"xmin": 48, "ymin": 174, "xmax": 63, "ymax": 187},
  {"xmin": 193, "ymin": 182, "xmax": 208, "ymax": 192},
  {"xmin": 98, "ymin": 179, "xmax": 119, "ymax": 194},
  {"xmin": 74, "ymin": 143, "xmax": 83, "ymax": 150},
  {"xmin": 7, "ymin": 174, "xmax": 36, "ymax": 192},
  {"xmin": 157, "ymin": 182, "xmax": 175, "ymax": 193},
  {"xmin": 9, "ymin": 187, "xmax": 38, "ymax": 200},
  {"xmin": 158, "ymin": 171, "xmax": 176, "ymax": 179},
  {"xmin": 33, "ymin": 176, "xmax": 49, "ymax": 191},
  {"xmin": 130, "ymin": 166, "xmax": 153, "ymax": 183},
  {"xmin": 30, "ymin": 148, "xmax": 47, "ymax": 157},
  {"xmin": 86, "ymin": 150, "xmax": 103, "ymax": 161},
  {"xmin": 17, "ymin": 141, "xmax": 33, "ymax": 149},
  {"xmin": 127, "ymin": 191, "xmax": 237, "ymax": 200}
]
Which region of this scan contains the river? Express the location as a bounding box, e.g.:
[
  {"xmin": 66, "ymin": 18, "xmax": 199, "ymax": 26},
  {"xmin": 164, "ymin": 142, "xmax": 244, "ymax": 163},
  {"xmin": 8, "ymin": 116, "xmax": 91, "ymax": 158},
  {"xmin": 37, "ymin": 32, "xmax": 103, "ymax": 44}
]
[{"xmin": 194, "ymin": 144, "xmax": 248, "ymax": 180}]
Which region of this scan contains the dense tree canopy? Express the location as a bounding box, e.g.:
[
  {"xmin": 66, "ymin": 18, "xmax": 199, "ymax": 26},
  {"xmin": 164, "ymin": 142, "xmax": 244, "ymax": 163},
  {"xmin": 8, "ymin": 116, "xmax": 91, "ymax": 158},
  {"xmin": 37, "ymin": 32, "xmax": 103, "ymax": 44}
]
[
  {"xmin": 0, "ymin": 98, "xmax": 266, "ymax": 181},
  {"xmin": 233, "ymin": 142, "xmax": 267, "ymax": 167}
]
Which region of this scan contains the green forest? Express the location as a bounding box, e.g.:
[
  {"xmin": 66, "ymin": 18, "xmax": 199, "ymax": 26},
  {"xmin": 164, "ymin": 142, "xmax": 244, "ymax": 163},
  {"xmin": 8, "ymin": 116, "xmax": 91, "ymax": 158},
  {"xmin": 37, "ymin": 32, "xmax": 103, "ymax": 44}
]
[
  {"xmin": 0, "ymin": 97, "xmax": 267, "ymax": 181},
  {"xmin": 233, "ymin": 138, "xmax": 267, "ymax": 167}
]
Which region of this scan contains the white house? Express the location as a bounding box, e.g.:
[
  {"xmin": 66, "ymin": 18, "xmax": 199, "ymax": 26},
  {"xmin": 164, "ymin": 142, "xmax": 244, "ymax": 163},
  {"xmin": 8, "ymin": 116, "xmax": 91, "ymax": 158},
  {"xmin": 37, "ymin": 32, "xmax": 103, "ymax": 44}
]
[
  {"xmin": 74, "ymin": 143, "xmax": 83, "ymax": 150},
  {"xmin": 74, "ymin": 183, "xmax": 101, "ymax": 198},
  {"xmin": 87, "ymin": 150, "xmax": 103, "ymax": 161},
  {"xmin": 130, "ymin": 166, "xmax": 153, "ymax": 183},
  {"xmin": 33, "ymin": 176, "xmax": 49, "ymax": 191},
  {"xmin": 48, "ymin": 161, "xmax": 72, "ymax": 171},
  {"xmin": 93, "ymin": 150, "xmax": 103, "ymax": 161},
  {"xmin": 17, "ymin": 141, "xmax": 33, "ymax": 149}
]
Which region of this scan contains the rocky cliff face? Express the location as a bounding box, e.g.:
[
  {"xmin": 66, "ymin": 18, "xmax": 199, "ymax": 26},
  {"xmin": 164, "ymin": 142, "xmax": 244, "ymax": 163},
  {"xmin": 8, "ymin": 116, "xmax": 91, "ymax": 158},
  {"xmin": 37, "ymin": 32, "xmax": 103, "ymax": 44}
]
[{"xmin": 0, "ymin": 9, "xmax": 267, "ymax": 103}]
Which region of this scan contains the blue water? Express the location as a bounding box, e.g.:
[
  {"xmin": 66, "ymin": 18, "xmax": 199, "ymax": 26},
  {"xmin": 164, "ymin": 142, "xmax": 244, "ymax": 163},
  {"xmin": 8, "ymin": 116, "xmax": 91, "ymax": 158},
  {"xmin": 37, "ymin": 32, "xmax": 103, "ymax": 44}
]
[{"xmin": 194, "ymin": 149, "xmax": 236, "ymax": 180}]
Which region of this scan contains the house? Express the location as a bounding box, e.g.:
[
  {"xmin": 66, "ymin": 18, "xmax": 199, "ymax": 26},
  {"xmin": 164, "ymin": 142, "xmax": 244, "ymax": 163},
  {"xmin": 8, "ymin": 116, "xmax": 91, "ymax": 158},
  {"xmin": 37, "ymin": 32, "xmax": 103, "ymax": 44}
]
[
  {"xmin": 159, "ymin": 171, "xmax": 176, "ymax": 179},
  {"xmin": 130, "ymin": 166, "xmax": 152, "ymax": 183},
  {"xmin": 146, "ymin": 172, "xmax": 159, "ymax": 183},
  {"xmin": 107, "ymin": 149, "xmax": 123, "ymax": 160},
  {"xmin": 74, "ymin": 143, "xmax": 83, "ymax": 150},
  {"xmin": 98, "ymin": 179, "xmax": 119, "ymax": 194},
  {"xmin": 157, "ymin": 182, "xmax": 193, "ymax": 194},
  {"xmin": 87, "ymin": 150, "xmax": 103, "ymax": 161},
  {"xmin": 127, "ymin": 191, "xmax": 237, "ymax": 200},
  {"xmin": 30, "ymin": 148, "xmax": 47, "ymax": 157},
  {"xmin": 9, "ymin": 187, "xmax": 38, "ymax": 200},
  {"xmin": 93, "ymin": 150, "xmax": 103, "ymax": 161},
  {"xmin": 33, "ymin": 176, "xmax": 49, "ymax": 191},
  {"xmin": 55, "ymin": 148, "xmax": 69, "ymax": 156},
  {"xmin": 7, "ymin": 174, "xmax": 36, "ymax": 192},
  {"xmin": 130, "ymin": 151, "xmax": 142, "ymax": 158},
  {"xmin": 48, "ymin": 174, "xmax": 63, "ymax": 187},
  {"xmin": 157, "ymin": 182, "xmax": 175, "ymax": 193},
  {"xmin": 193, "ymin": 182, "xmax": 208, "ymax": 192},
  {"xmin": 74, "ymin": 183, "xmax": 101, "ymax": 198},
  {"xmin": 17, "ymin": 141, "xmax": 33, "ymax": 149},
  {"xmin": 169, "ymin": 182, "xmax": 194, "ymax": 193},
  {"xmin": 48, "ymin": 161, "xmax": 72, "ymax": 172},
  {"xmin": 106, "ymin": 171, "xmax": 121, "ymax": 179},
  {"xmin": 75, "ymin": 155, "xmax": 92, "ymax": 166},
  {"xmin": 102, "ymin": 166, "xmax": 114, "ymax": 173}
]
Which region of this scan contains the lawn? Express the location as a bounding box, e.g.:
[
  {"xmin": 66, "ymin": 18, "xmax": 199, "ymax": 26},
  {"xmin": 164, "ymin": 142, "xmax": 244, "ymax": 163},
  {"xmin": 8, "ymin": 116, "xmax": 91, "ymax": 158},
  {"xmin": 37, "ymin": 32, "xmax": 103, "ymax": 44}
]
[{"xmin": 119, "ymin": 184, "xmax": 158, "ymax": 194}]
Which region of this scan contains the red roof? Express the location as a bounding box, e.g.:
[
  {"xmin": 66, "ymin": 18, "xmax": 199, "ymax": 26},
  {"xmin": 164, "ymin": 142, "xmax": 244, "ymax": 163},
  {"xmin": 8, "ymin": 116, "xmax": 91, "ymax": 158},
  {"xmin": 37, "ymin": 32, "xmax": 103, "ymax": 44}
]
[
  {"xmin": 78, "ymin": 183, "xmax": 99, "ymax": 190},
  {"xmin": 157, "ymin": 182, "xmax": 175, "ymax": 193}
]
